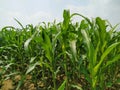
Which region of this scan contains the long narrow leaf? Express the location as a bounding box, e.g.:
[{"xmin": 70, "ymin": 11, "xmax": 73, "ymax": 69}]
[
  {"xmin": 58, "ymin": 79, "xmax": 66, "ymax": 90},
  {"xmin": 103, "ymin": 54, "xmax": 120, "ymax": 68},
  {"xmin": 94, "ymin": 42, "xmax": 120, "ymax": 75}
]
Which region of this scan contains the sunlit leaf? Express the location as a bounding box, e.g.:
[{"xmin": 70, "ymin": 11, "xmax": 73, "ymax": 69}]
[{"xmin": 58, "ymin": 79, "xmax": 66, "ymax": 90}]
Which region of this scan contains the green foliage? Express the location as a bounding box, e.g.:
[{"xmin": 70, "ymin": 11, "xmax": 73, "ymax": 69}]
[
  {"xmin": 0, "ymin": 10, "xmax": 120, "ymax": 90},
  {"xmin": 58, "ymin": 79, "xmax": 66, "ymax": 90}
]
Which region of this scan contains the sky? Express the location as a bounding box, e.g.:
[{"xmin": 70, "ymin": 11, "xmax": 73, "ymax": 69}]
[{"xmin": 0, "ymin": 0, "xmax": 120, "ymax": 29}]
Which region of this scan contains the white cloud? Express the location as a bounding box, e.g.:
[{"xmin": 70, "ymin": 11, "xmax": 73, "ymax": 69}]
[
  {"xmin": 0, "ymin": 11, "xmax": 59, "ymax": 29},
  {"xmin": 66, "ymin": 4, "xmax": 94, "ymax": 17},
  {"xmin": 0, "ymin": 0, "xmax": 120, "ymax": 29},
  {"xmin": 65, "ymin": 0, "xmax": 120, "ymax": 25}
]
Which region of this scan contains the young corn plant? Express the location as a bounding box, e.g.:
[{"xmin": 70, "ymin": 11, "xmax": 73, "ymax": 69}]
[
  {"xmin": 0, "ymin": 10, "xmax": 120, "ymax": 90},
  {"xmin": 80, "ymin": 17, "xmax": 120, "ymax": 90}
]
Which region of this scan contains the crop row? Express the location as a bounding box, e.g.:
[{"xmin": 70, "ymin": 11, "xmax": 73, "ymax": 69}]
[{"xmin": 0, "ymin": 10, "xmax": 120, "ymax": 90}]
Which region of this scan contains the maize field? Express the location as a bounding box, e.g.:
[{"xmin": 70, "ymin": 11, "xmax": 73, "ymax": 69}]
[{"xmin": 0, "ymin": 10, "xmax": 120, "ymax": 90}]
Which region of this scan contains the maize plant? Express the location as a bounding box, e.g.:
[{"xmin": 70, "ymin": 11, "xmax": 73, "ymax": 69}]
[{"xmin": 0, "ymin": 10, "xmax": 120, "ymax": 90}]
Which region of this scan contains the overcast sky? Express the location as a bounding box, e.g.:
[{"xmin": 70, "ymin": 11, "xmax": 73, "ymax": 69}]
[{"xmin": 0, "ymin": 0, "xmax": 120, "ymax": 29}]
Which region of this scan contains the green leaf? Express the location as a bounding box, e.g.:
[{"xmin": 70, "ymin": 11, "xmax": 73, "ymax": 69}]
[
  {"xmin": 96, "ymin": 17, "xmax": 106, "ymax": 33},
  {"xmin": 26, "ymin": 62, "xmax": 38, "ymax": 74},
  {"xmin": 96, "ymin": 17, "xmax": 106, "ymax": 44},
  {"xmin": 52, "ymin": 31, "xmax": 61, "ymax": 53},
  {"xmin": 106, "ymin": 82, "xmax": 113, "ymax": 88},
  {"xmin": 81, "ymin": 29, "xmax": 94, "ymax": 70},
  {"xmin": 24, "ymin": 30, "xmax": 38, "ymax": 51},
  {"xmin": 5, "ymin": 63, "xmax": 13, "ymax": 70},
  {"xmin": 41, "ymin": 30, "xmax": 53, "ymax": 62},
  {"xmin": 115, "ymin": 78, "xmax": 120, "ymax": 84},
  {"xmin": 71, "ymin": 13, "xmax": 92, "ymax": 27},
  {"xmin": 81, "ymin": 66, "xmax": 91, "ymax": 83},
  {"xmin": 70, "ymin": 40, "xmax": 77, "ymax": 61},
  {"xmin": 103, "ymin": 54, "xmax": 120, "ymax": 68},
  {"xmin": 14, "ymin": 18, "xmax": 25, "ymax": 30},
  {"xmin": 94, "ymin": 42, "xmax": 120, "ymax": 76},
  {"xmin": 108, "ymin": 24, "xmax": 119, "ymax": 36},
  {"xmin": 80, "ymin": 20, "xmax": 89, "ymax": 29},
  {"xmin": 24, "ymin": 38, "xmax": 32, "ymax": 51},
  {"xmin": 30, "ymin": 57, "xmax": 36, "ymax": 63},
  {"xmin": 71, "ymin": 84, "xmax": 83, "ymax": 90},
  {"xmin": 63, "ymin": 9, "xmax": 70, "ymax": 30},
  {"xmin": 43, "ymin": 62, "xmax": 53, "ymax": 72},
  {"xmin": 93, "ymin": 41, "xmax": 100, "ymax": 66},
  {"xmin": 58, "ymin": 79, "xmax": 66, "ymax": 90}
]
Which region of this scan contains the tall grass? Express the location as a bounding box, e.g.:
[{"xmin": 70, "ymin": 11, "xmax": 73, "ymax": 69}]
[{"xmin": 0, "ymin": 10, "xmax": 120, "ymax": 90}]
